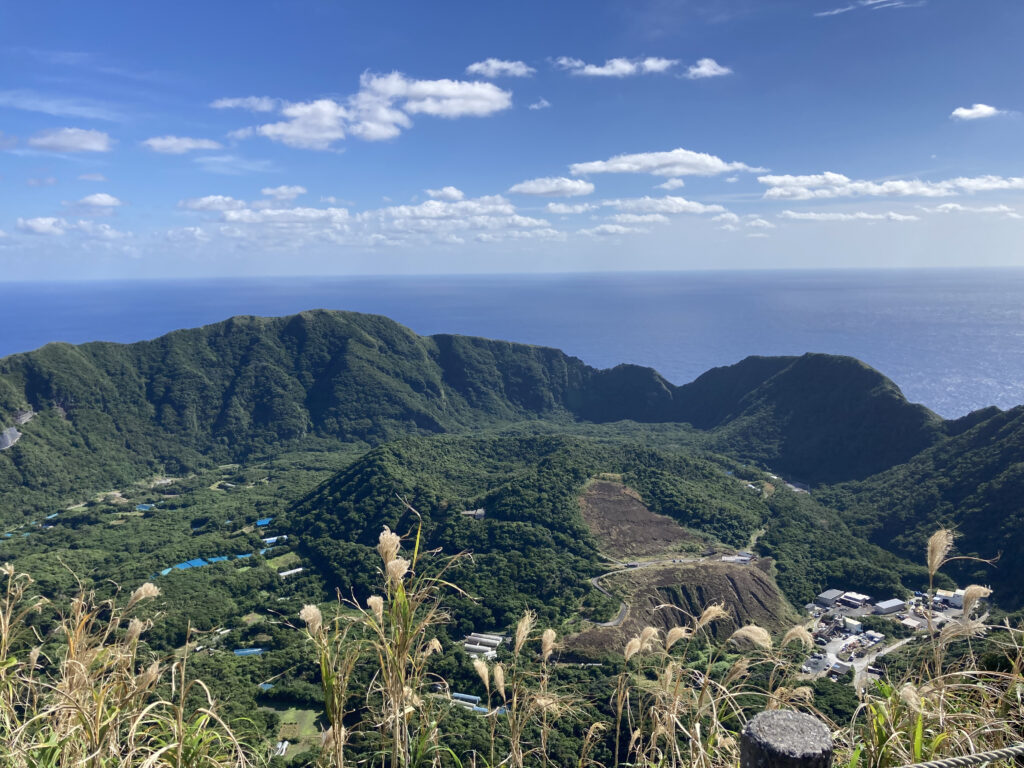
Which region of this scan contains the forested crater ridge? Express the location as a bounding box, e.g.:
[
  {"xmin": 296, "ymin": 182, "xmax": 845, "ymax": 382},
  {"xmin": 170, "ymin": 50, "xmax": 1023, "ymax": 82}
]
[
  {"xmin": 0, "ymin": 309, "xmax": 1019, "ymax": 604},
  {"xmin": 0, "ymin": 309, "xmax": 956, "ymax": 501}
]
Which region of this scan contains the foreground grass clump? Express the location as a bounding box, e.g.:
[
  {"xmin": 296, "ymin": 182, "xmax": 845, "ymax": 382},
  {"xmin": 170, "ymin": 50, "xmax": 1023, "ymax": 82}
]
[
  {"xmin": 1, "ymin": 525, "xmax": 1021, "ymax": 767},
  {"xmin": 0, "ymin": 564, "xmax": 253, "ymax": 768}
]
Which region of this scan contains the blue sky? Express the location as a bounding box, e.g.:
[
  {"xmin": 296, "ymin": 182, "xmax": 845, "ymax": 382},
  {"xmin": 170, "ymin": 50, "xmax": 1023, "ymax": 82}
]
[{"xmin": 1, "ymin": 0, "xmax": 1021, "ymax": 279}]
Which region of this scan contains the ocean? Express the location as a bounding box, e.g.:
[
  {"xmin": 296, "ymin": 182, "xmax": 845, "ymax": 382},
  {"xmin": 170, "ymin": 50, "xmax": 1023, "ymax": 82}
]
[{"xmin": 2, "ymin": 269, "xmax": 1023, "ymax": 419}]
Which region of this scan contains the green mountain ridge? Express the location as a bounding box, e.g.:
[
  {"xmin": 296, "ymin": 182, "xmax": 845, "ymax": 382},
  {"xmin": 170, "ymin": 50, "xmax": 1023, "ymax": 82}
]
[{"xmin": 0, "ymin": 309, "xmax": 966, "ymax": 517}]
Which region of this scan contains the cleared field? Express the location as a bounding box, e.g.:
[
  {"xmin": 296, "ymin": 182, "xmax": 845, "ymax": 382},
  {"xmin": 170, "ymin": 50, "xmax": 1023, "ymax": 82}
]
[
  {"xmin": 579, "ymin": 480, "xmax": 700, "ymax": 559},
  {"xmin": 263, "ymin": 706, "xmax": 320, "ymax": 759}
]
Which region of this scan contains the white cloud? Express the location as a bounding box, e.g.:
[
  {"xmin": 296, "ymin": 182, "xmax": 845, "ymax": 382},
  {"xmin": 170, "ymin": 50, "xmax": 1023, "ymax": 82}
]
[
  {"xmin": 78, "ymin": 173, "xmax": 107, "ymax": 182},
  {"xmin": 554, "ymin": 56, "xmax": 679, "ymax": 77},
  {"xmin": 712, "ymin": 212, "xmax": 740, "ymax": 224},
  {"xmin": 724, "ymin": 176, "xmax": 740, "ymax": 183},
  {"xmin": 248, "ymin": 73, "xmax": 512, "ymax": 149},
  {"xmin": 27, "ymin": 177, "xmax": 57, "ymax": 187},
  {"xmin": 261, "ymin": 185, "xmax": 307, "ymax": 200},
  {"xmin": 919, "ymin": 203, "xmax": 1020, "ymax": 218},
  {"xmin": 143, "ymin": 135, "xmax": 223, "ymax": 154},
  {"xmin": 74, "ymin": 220, "xmax": 130, "ymax": 239},
  {"xmin": 579, "ymin": 223, "xmax": 641, "ymax": 236},
  {"xmin": 78, "ymin": 192, "xmax": 122, "ymax": 207},
  {"xmin": 603, "ymin": 195, "xmax": 725, "ymax": 214},
  {"xmin": 425, "ymin": 186, "xmax": 465, "ymax": 201},
  {"xmin": 28, "ymin": 127, "xmax": 113, "ymax": 152},
  {"xmin": 746, "ymin": 217, "xmax": 776, "ymax": 228},
  {"xmin": 17, "ymin": 217, "xmax": 67, "ymax": 235},
  {"xmin": 257, "ymin": 99, "xmax": 349, "ymax": 149},
  {"xmin": 814, "ymin": 5, "xmax": 856, "ymax": 16},
  {"xmin": 466, "ymin": 59, "xmax": 535, "ymax": 78},
  {"xmin": 508, "ymin": 177, "xmax": 595, "ymax": 197},
  {"xmin": 179, "ymin": 195, "xmax": 247, "ymax": 211},
  {"xmin": 779, "ymin": 209, "xmax": 919, "ymax": 221},
  {"xmin": 685, "ymin": 58, "xmax": 732, "ymax": 79},
  {"xmin": 950, "ymin": 103, "xmax": 1003, "ymax": 121},
  {"xmin": 760, "ymin": 172, "xmax": 1024, "ymax": 199},
  {"xmin": 224, "ymin": 206, "xmax": 351, "ymax": 227},
  {"xmin": 571, "ymin": 147, "xmax": 763, "ymax": 177},
  {"xmin": 166, "ymin": 226, "xmax": 210, "ymax": 243},
  {"xmin": 609, "ymin": 213, "xmax": 670, "ymax": 224},
  {"xmin": 547, "ymin": 202, "xmax": 597, "ymax": 214},
  {"xmin": 211, "ymin": 96, "xmax": 280, "ymax": 112},
  {"xmin": 529, "ymin": 98, "xmax": 551, "ymax": 110},
  {"xmin": 656, "ymin": 178, "xmax": 685, "ymax": 190}
]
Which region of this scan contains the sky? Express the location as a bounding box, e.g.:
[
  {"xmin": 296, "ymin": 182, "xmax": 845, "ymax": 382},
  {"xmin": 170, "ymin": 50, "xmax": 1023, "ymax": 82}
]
[{"xmin": 0, "ymin": 0, "xmax": 1022, "ymax": 279}]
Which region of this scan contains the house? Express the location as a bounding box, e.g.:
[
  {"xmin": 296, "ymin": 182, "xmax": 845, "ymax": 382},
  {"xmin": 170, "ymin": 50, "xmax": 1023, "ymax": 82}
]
[
  {"xmin": 815, "ymin": 589, "xmax": 844, "ymax": 607},
  {"xmin": 256, "ymin": 517, "xmax": 274, "ymax": 526},
  {"xmin": 279, "ymin": 567, "xmax": 304, "ymax": 578},
  {"xmin": 233, "ymin": 648, "xmax": 264, "ymax": 656},
  {"xmin": 843, "ymin": 617, "xmax": 863, "ymax": 634},
  {"xmin": 901, "ymin": 617, "xmax": 922, "ymax": 630},
  {"xmin": 831, "ymin": 660, "xmax": 853, "ymax": 675},
  {"xmin": 460, "ymin": 508, "xmax": 485, "ymax": 520},
  {"xmin": 950, "ymin": 589, "xmax": 966, "ymax": 609},
  {"xmin": 874, "ymin": 598, "xmax": 906, "ymax": 615}
]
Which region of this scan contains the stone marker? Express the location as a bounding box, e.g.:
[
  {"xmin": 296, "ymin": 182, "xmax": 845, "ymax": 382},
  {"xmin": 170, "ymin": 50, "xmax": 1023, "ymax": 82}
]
[{"xmin": 741, "ymin": 710, "xmax": 833, "ymax": 768}]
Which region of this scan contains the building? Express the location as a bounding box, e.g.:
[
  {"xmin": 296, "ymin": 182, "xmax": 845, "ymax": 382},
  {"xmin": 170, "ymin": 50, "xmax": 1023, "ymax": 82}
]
[
  {"xmin": 839, "ymin": 592, "xmax": 871, "ymax": 608},
  {"xmin": 901, "ymin": 617, "xmax": 922, "ymax": 630},
  {"xmin": 843, "ymin": 617, "xmax": 863, "ymax": 634},
  {"xmin": 831, "ymin": 660, "xmax": 853, "ymax": 675},
  {"xmin": 460, "ymin": 508, "xmax": 486, "ymax": 520},
  {"xmin": 874, "ymin": 598, "xmax": 906, "ymax": 615},
  {"xmin": 815, "ymin": 589, "xmax": 844, "ymax": 607},
  {"xmin": 950, "ymin": 589, "xmax": 966, "ymax": 609}
]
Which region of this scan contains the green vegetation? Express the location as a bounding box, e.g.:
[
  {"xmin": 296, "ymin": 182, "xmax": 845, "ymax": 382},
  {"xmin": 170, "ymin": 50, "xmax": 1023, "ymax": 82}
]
[{"xmin": 0, "ymin": 309, "xmax": 1020, "ymax": 763}]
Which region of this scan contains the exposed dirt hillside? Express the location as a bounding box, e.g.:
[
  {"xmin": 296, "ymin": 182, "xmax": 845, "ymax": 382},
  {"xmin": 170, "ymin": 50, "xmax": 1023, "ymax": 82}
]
[
  {"xmin": 570, "ymin": 560, "xmax": 798, "ymax": 656},
  {"xmin": 579, "ymin": 479, "xmax": 703, "ymax": 559}
]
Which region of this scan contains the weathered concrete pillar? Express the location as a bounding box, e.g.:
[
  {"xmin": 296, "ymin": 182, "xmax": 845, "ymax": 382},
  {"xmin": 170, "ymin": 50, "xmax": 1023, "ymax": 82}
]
[{"xmin": 741, "ymin": 711, "xmax": 834, "ymax": 768}]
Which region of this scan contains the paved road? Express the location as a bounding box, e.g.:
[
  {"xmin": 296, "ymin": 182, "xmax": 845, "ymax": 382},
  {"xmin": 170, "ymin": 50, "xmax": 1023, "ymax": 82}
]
[
  {"xmin": 586, "ymin": 557, "xmax": 703, "ymax": 628},
  {"xmin": 853, "ymin": 637, "xmax": 913, "ymax": 689}
]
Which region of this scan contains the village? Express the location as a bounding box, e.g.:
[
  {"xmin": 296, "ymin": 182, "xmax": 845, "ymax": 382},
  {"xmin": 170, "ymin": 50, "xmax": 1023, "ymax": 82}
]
[{"xmin": 799, "ymin": 586, "xmax": 969, "ymax": 685}]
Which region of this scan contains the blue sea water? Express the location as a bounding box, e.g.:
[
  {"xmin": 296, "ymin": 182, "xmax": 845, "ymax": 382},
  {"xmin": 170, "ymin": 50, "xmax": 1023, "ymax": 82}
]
[{"xmin": 2, "ymin": 270, "xmax": 1023, "ymax": 419}]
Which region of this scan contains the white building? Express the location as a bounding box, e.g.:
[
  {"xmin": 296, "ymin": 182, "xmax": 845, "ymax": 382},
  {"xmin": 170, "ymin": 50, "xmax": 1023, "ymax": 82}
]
[{"xmin": 874, "ymin": 598, "xmax": 906, "ymax": 615}]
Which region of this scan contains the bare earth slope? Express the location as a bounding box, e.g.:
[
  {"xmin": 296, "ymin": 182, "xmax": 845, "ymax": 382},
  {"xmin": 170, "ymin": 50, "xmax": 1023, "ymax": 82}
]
[
  {"xmin": 579, "ymin": 479, "xmax": 701, "ymax": 559},
  {"xmin": 571, "ymin": 561, "xmax": 798, "ymax": 655}
]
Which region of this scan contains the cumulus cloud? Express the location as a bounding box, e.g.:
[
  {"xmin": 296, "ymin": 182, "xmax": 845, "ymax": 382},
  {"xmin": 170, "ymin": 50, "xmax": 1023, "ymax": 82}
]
[
  {"xmin": 685, "ymin": 58, "xmax": 732, "ymax": 79},
  {"xmin": 547, "ymin": 202, "xmax": 598, "ymax": 214},
  {"xmin": 223, "ymin": 206, "xmax": 351, "ymax": 227},
  {"xmin": 143, "ymin": 135, "xmax": 223, "ymax": 153},
  {"xmin": 579, "ymin": 223, "xmax": 641, "ymax": 236},
  {"xmin": 554, "ymin": 56, "xmax": 679, "ymax": 77},
  {"xmin": 609, "ymin": 213, "xmax": 669, "ymax": 224},
  {"xmin": 779, "ymin": 209, "xmax": 919, "ymax": 221},
  {"xmin": 262, "ymin": 185, "xmax": 307, "ymax": 200},
  {"xmin": 466, "ymin": 59, "xmax": 535, "ymax": 78},
  {"xmin": 508, "ymin": 177, "xmax": 595, "ymax": 197},
  {"xmin": 179, "ymin": 195, "xmax": 247, "ymax": 211},
  {"xmin": 426, "ymin": 186, "xmax": 465, "ymax": 201},
  {"xmin": 17, "ymin": 217, "xmax": 67, "ymax": 235},
  {"xmin": 919, "ymin": 203, "xmax": 1020, "ymax": 218},
  {"xmin": 211, "ymin": 96, "xmax": 280, "ymax": 112},
  {"xmin": 257, "ymin": 99, "xmax": 349, "ymax": 149},
  {"xmin": 760, "ymin": 172, "xmax": 1024, "ymax": 199},
  {"xmin": 28, "ymin": 127, "xmax": 113, "ymax": 152},
  {"xmin": 950, "ymin": 103, "xmax": 1003, "ymax": 121},
  {"xmin": 529, "ymin": 98, "xmax": 551, "ymax": 110},
  {"xmin": 244, "ymin": 73, "xmax": 512, "ymax": 149},
  {"xmin": 712, "ymin": 212, "xmax": 740, "ymax": 224},
  {"xmin": 746, "ymin": 216, "xmax": 776, "ymax": 228},
  {"xmin": 656, "ymin": 178, "xmax": 685, "ymax": 190},
  {"xmin": 603, "ymin": 195, "xmax": 725, "ymax": 214},
  {"xmin": 571, "ymin": 147, "xmax": 763, "ymax": 177},
  {"xmin": 78, "ymin": 192, "xmax": 122, "ymax": 208},
  {"xmin": 74, "ymin": 220, "xmax": 130, "ymax": 239}
]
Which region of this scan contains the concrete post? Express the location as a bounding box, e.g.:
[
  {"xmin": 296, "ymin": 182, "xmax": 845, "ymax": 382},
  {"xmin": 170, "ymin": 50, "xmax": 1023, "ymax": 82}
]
[{"xmin": 741, "ymin": 711, "xmax": 834, "ymax": 768}]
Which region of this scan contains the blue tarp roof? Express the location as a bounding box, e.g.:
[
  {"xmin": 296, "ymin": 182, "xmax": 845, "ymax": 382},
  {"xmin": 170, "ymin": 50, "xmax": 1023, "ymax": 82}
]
[
  {"xmin": 160, "ymin": 568, "xmax": 173, "ymax": 576},
  {"xmin": 258, "ymin": 683, "xmax": 275, "ymax": 691},
  {"xmin": 234, "ymin": 648, "xmax": 264, "ymax": 656},
  {"xmin": 45, "ymin": 513, "xmax": 58, "ymax": 519},
  {"xmin": 186, "ymin": 558, "xmax": 207, "ymax": 568},
  {"xmin": 136, "ymin": 504, "xmax": 155, "ymax": 511},
  {"xmin": 256, "ymin": 517, "xmax": 273, "ymax": 526},
  {"xmin": 207, "ymin": 555, "xmax": 229, "ymax": 563},
  {"xmin": 236, "ymin": 553, "xmax": 252, "ymax": 559}
]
